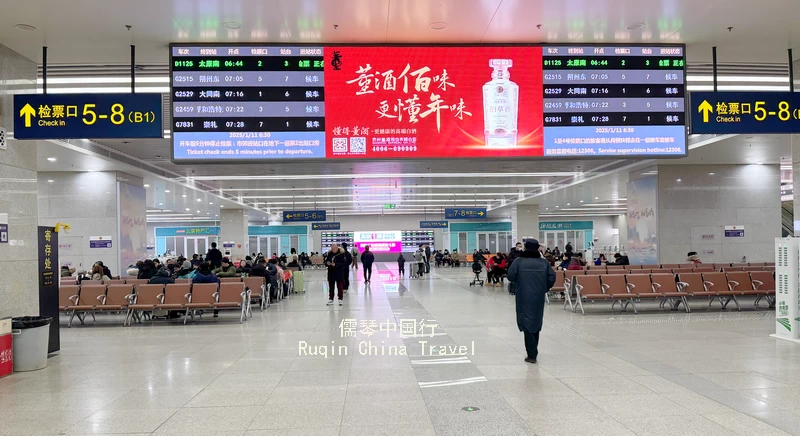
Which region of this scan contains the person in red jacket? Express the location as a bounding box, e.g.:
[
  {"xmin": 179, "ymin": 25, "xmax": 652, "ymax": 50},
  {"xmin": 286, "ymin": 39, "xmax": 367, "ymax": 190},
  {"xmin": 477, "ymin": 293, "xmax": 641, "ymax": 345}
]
[
  {"xmin": 488, "ymin": 254, "xmax": 508, "ymax": 286},
  {"xmin": 567, "ymin": 257, "xmax": 583, "ymax": 270}
]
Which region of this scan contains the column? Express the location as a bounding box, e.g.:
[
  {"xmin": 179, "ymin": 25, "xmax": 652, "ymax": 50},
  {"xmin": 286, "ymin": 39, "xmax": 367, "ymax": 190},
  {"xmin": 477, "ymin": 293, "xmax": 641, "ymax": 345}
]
[
  {"xmin": 220, "ymin": 208, "xmax": 248, "ymax": 260},
  {"xmin": 0, "ymin": 45, "xmax": 39, "ymax": 317},
  {"xmin": 656, "ymin": 164, "xmax": 780, "ymax": 264},
  {"xmin": 38, "ymin": 171, "xmax": 147, "ymax": 276},
  {"xmin": 511, "ymin": 203, "xmax": 539, "ymax": 244},
  {"xmin": 792, "ymin": 135, "xmax": 800, "ymax": 235}
]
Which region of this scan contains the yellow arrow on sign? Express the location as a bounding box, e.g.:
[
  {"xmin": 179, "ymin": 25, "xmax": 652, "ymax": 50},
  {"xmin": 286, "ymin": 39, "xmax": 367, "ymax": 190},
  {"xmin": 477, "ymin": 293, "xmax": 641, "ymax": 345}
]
[
  {"xmin": 698, "ymin": 100, "xmax": 714, "ymax": 123},
  {"xmin": 19, "ymin": 103, "xmax": 36, "ymax": 127},
  {"xmin": 478, "ymin": 211, "xmax": 485, "ymax": 216}
]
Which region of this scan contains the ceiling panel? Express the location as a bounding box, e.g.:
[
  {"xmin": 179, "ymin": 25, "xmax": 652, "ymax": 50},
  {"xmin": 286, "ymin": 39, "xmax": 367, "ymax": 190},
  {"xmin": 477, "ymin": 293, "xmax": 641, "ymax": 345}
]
[{"xmin": 3, "ymin": 0, "xmax": 800, "ymax": 64}]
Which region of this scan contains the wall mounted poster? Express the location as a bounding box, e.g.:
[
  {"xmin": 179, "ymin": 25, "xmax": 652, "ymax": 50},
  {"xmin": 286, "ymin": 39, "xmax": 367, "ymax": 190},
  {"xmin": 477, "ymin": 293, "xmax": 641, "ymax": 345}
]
[{"xmin": 626, "ymin": 175, "xmax": 658, "ymax": 265}]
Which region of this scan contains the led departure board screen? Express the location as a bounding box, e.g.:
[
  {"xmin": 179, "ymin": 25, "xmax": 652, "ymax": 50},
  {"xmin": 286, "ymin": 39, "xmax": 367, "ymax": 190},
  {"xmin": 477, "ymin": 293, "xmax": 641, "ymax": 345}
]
[{"xmin": 170, "ymin": 44, "xmax": 685, "ymax": 161}]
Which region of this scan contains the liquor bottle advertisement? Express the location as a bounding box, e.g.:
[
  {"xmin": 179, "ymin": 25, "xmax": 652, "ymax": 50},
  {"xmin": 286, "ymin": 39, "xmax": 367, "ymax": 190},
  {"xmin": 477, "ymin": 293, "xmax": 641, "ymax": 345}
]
[{"xmin": 324, "ymin": 46, "xmax": 544, "ymax": 159}]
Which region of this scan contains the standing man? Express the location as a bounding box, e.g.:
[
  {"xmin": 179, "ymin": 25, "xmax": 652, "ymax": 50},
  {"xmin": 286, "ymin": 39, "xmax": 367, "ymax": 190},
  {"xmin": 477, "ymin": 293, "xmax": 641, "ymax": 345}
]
[
  {"xmin": 351, "ymin": 245, "xmax": 359, "ymax": 269},
  {"xmin": 341, "ymin": 243, "xmax": 353, "ymax": 292},
  {"xmin": 206, "ymin": 242, "xmax": 223, "ymax": 268},
  {"xmin": 507, "ymin": 240, "xmax": 555, "ymax": 364},
  {"xmin": 324, "ymin": 243, "xmax": 345, "ymax": 306},
  {"xmin": 424, "ymin": 243, "xmax": 432, "ymax": 273},
  {"xmin": 361, "ymin": 245, "xmax": 375, "ymax": 283},
  {"xmin": 507, "ymin": 241, "xmax": 524, "ymax": 295}
]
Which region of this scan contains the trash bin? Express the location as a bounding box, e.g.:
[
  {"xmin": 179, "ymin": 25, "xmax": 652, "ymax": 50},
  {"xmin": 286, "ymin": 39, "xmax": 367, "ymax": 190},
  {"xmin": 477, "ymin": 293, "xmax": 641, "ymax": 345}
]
[{"xmin": 11, "ymin": 316, "xmax": 52, "ymax": 372}]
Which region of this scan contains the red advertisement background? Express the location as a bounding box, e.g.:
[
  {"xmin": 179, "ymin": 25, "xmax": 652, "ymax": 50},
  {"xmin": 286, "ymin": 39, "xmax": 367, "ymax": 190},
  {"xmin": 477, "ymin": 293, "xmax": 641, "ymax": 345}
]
[{"xmin": 324, "ymin": 46, "xmax": 543, "ymax": 159}]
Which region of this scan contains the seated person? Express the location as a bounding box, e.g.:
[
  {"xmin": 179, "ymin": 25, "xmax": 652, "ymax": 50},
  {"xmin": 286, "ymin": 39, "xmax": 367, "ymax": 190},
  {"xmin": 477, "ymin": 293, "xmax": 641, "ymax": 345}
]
[
  {"xmin": 175, "ymin": 261, "xmax": 195, "ymax": 279},
  {"xmin": 192, "ymin": 262, "xmax": 219, "ymax": 284},
  {"xmin": 61, "ymin": 265, "xmax": 76, "ymax": 277},
  {"xmin": 212, "ymin": 257, "xmax": 238, "ymax": 277},
  {"xmin": 149, "ymin": 268, "xmax": 175, "ymax": 285},
  {"xmin": 89, "ymin": 264, "xmax": 111, "ymax": 281}
]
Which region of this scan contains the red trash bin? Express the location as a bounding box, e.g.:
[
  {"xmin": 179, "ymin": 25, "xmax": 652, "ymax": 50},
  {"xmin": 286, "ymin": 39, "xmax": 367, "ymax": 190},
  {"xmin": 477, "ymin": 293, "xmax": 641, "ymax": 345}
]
[{"xmin": 0, "ymin": 317, "xmax": 12, "ymax": 378}]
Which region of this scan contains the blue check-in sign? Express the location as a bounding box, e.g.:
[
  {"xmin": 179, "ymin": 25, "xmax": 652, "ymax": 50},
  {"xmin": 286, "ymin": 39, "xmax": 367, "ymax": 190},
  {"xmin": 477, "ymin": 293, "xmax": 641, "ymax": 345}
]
[
  {"xmin": 13, "ymin": 93, "xmax": 162, "ymax": 139},
  {"xmin": 312, "ymin": 222, "xmax": 340, "ymax": 230},
  {"xmin": 420, "ymin": 221, "xmax": 448, "ymax": 229},
  {"xmin": 283, "ymin": 210, "xmax": 326, "ymax": 222},
  {"xmin": 691, "ymin": 92, "xmax": 800, "ymax": 134},
  {"xmin": 445, "ymin": 208, "xmax": 486, "ymax": 219}
]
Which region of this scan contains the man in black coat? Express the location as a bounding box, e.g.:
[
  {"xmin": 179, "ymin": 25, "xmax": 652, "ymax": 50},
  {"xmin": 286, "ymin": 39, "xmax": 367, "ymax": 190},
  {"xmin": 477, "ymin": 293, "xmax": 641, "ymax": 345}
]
[
  {"xmin": 423, "ymin": 244, "xmax": 432, "ymax": 273},
  {"xmin": 361, "ymin": 245, "xmax": 375, "ymax": 283},
  {"xmin": 324, "ymin": 244, "xmax": 347, "ymax": 305},
  {"xmin": 507, "ymin": 240, "xmax": 556, "ymax": 364},
  {"xmin": 341, "ymin": 243, "xmax": 353, "ymax": 291},
  {"xmin": 206, "ymin": 242, "xmax": 223, "ymax": 268}
]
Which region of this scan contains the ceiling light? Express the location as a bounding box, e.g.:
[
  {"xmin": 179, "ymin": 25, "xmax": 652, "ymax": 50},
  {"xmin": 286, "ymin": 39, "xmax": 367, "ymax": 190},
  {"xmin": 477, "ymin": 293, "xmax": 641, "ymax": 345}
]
[
  {"xmin": 196, "ymin": 198, "xmax": 202, "ymax": 202},
  {"xmin": 676, "ymin": 178, "xmax": 682, "ymax": 182},
  {"xmin": 182, "ymin": 194, "xmax": 187, "ymax": 198},
  {"xmin": 87, "ymin": 170, "xmax": 95, "ymax": 172},
  {"xmin": 47, "ymin": 157, "xmax": 56, "ymax": 162},
  {"xmin": 430, "ymin": 22, "xmax": 448, "ymax": 30},
  {"xmin": 555, "ymin": 206, "xmax": 560, "ymax": 208},
  {"xmin": 579, "ymin": 200, "xmax": 584, "ymax": 203},
  {"xmin": 15, "ymin": 24, "xmax": 37, "ymax": 32},
  {"xmin": 47, "ymin": 179, "xmax": 54, "ymax": 183},
  {"xmin": 708, "ymin": 172, "xmax": 715, "ymax": 175},
  {"xmin": 566, "ymin": 203, "xmax": 571, "ymax": 206},
  {"xmin": 220, "ymin": 205, "xmax": 224, "ymax": 207},
  {"xmin": 165, "ymin": 190, "xmax": 170, "ymax": 193},
  {"xmin": 223, "ymin": 21, "xmax": 242, "ymax": 29},
  {"xmin": 143, "ymin": 184, "xmax": 150, "ymax": 188},
  {"xmin": 185, "ymin": 208, "xmax": 190, "ymax": 211},
  {"xmin": 158, "ymin": 202, "xmax": 163, "ymax": 205},
  {"xmin": 756, "ymin": 162, "xmax": 763, "ymax": 165},
  {"xmin": 626, "ymin": 22, "xmax": 646, "ymax": 30},
  {"xmin": 197, "ymin": 210, "xmax": 201, "ymax": 213},
  {"xmin": 594, "ymin": 196, "xmax": 599, "ymax": 200}
]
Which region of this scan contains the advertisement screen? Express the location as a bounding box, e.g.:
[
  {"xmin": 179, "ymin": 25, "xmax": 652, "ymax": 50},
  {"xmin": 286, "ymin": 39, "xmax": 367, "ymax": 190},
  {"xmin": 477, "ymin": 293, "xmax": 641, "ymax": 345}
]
[
  {"xmin": 170, "ymin": 44, "xmax": 685, "ymax": 161},
  {"xmin": 354, "ymin": 230, "xmax": 402, "ymax": 253},
  {"xmin": 325, "ymin": 46, "xmax": 544, "ymax": 158}
]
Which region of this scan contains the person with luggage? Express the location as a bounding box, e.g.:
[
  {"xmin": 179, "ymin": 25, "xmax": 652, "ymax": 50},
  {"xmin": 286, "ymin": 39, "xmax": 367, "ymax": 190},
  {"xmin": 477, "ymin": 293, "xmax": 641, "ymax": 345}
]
[
  {"xmin": 413, "ymin": 248, "xmax": 425, "ymax": 277},
  {"xmin": 508, "ymin": 240, "xmax": 555, "ymax": 364},
  {"xmin": 397, "ymin": 252, "xmax": 406, "ymax": 276},
  {"xmin": 361, "ymin": 245, "xmax": 375, "ymax": 283}
]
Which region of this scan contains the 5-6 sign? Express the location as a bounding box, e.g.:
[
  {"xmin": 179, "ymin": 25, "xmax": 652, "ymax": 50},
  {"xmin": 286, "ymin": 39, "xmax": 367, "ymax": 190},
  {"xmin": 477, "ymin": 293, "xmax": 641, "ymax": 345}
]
[{"xmin": 13, "ymin": 93, "xmax": 162, "ymax": 139}]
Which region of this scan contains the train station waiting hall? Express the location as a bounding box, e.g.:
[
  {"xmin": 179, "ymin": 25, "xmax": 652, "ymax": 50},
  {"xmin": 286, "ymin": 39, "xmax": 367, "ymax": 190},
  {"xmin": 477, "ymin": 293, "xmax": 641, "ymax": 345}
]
[{"xmin": 1, "ymin": 1, "xmax": 800, "ymax": 435}]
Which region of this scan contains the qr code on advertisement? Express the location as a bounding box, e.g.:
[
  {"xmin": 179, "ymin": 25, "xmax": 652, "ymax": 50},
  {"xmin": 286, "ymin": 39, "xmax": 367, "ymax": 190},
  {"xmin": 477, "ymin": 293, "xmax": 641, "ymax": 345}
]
[
  {"xmin": 332, "ymin": 137, "xmax": 348, "ymax": 152},
  {"xmin": 350, "ymin": 137, "xmax": 366, "ymax": 154}
]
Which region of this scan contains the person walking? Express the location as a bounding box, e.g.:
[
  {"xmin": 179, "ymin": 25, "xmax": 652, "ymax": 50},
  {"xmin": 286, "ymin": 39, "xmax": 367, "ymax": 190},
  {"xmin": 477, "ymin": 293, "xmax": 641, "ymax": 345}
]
[
  {"xmin": 324, "ymin": 244, "xmax": 346, "ymax": 306},
  {"xmin": 507, "ymin": 240, "xmax": 555, "ymax": 364},
  {"xmin": 361, "ymin": 245, "xmax": 375, "ymax": 283}
]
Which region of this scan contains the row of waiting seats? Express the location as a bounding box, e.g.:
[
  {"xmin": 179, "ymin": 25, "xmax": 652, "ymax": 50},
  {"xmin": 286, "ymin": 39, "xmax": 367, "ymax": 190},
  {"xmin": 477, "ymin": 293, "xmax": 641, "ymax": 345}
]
[
  {"xmin": 570, "ymin": 266, "xmax": 774, "ymax": 275},
  {"xmin": 546, "ymin": 270, "xmax": 775, "ymax": 315},
  {"xmin": 58, "ymin": 278, "xmax": 270, "ymax": 327},
  {"xmin": 579, "ymin": 262, "xmax": 774, "ymax": 271}
]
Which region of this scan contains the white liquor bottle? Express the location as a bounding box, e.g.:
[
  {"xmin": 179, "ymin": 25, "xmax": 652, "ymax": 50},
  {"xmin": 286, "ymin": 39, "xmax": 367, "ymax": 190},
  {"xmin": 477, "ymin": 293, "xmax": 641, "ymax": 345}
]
[{"xmin": 482, "ymin": 59, "xmax": 519, "ymax": 147}]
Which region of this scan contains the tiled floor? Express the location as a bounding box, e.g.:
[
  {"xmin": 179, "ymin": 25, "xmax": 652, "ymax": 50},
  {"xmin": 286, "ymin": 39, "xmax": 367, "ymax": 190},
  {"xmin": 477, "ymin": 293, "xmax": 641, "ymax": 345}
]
[{"xmin": 1, "ymin": 264, "xmax": 798, "ymax": 435}]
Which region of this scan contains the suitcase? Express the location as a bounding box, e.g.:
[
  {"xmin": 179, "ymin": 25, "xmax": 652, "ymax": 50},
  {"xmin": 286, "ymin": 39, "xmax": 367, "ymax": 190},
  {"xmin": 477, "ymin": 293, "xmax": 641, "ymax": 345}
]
[{"xmin": 293, "ymin": 271, "xmax": 305, "ymax": 293}]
